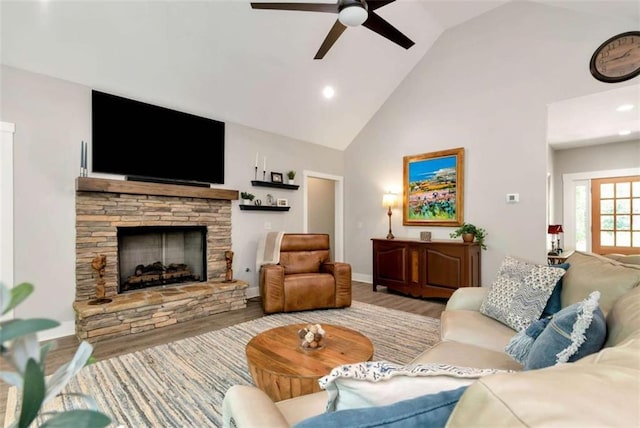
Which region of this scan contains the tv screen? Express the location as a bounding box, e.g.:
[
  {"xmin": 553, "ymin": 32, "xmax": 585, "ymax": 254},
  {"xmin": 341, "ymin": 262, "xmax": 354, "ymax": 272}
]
[{"xmin": 92, "ymin": 90, "xmax": 225, "ymax": 185}]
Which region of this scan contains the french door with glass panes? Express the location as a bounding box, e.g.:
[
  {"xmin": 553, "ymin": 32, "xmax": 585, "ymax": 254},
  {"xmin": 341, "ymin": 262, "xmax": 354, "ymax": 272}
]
[{"xmin": 591, "ymin": 176, "xmax": 640, "ymax": 255}]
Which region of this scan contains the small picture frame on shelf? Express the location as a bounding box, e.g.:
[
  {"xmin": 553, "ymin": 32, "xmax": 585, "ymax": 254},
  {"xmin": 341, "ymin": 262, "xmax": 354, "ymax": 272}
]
[
  {"xmin": 271, "ymin": 172, "xmax": 284, "ymax": 183},
  {"xmin": 277, "ymin": 198, "xmax": 288, "ymax": 207}
]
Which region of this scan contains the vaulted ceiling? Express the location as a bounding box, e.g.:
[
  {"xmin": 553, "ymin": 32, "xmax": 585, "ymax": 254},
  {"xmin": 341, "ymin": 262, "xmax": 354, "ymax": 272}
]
[{"xmin": 2, "ymin": 1, "xmax": 638, "ymax": 150}]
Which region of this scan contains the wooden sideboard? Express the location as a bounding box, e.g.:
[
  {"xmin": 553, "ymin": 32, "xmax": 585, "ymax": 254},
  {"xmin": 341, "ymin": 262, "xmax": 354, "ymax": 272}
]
[{"xmin": 372, "ymin": 238, "xmax": 481, "ymax": 299}]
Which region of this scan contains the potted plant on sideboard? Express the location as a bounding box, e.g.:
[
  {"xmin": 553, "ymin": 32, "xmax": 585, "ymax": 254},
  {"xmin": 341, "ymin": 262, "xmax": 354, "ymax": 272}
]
[
  {"xmin": 450, "ymin": 223, "xmax": 487, "ymax": 250},
  {"xmin": 240, "ymin": 192, "xmax": 255, "ymax": 205}
]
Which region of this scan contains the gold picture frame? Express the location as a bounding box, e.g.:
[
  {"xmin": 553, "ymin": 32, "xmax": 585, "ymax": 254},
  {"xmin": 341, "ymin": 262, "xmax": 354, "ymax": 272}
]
[{"xmin": 403, "ymin": 148, "xmax": 464, "ymax": 226}]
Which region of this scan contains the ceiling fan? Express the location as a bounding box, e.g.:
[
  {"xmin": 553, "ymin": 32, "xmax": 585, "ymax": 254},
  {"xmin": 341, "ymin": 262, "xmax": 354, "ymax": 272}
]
[{"xmin": 250, "ymin": 0, "xmax": 415, "ymax": 60}]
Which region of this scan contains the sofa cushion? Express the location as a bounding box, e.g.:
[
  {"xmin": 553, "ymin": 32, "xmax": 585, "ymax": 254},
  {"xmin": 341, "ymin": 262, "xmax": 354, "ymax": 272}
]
[
  {"xmin": 293, "ymin": 386, "xmax": 468, "ymax": 428},
  {"xmin": 283, "ymin": 273, "xmax": 335, "ymax": 312},
  {"xmin": 562, "ymin": 251, "xmax": 640, "ymax": 314},
  {"xmin": 446, "ymin": 345, "xmax": 640, "ymax": 428},
  {"xmin": 441, "ymin": 310, "xmax": 517, "ymax": 353},
  {"xmin": 411, "ymin": 341, "xmax": 523, "ymax": 371},
  {"xmin": 480, "ymin": 256, "xmax": 566, "ymax": 331},
  {"xmin": 318, "ymin": 361, "xmax": 508, "ymax": 412},
  {"xmin": 527, "ymin": 291, "xmax": 606, "ymax": 369}
]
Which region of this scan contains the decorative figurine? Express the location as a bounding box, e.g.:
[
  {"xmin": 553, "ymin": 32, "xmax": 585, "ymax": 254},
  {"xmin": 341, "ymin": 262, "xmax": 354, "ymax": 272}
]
[
  {"xmin": 90, "ymin": 254, "xmax": 111, "ymax": 304},
  {"xmin": 225, "ymin": 250, "xmax": 234, "ymax": 282}
]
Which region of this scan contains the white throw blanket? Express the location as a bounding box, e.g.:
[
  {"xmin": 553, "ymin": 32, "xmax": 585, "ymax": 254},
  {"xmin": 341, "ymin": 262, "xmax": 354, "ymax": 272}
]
[{"xmin": 255, "ymin": 231, "xmax": 285, "ymax": 273}]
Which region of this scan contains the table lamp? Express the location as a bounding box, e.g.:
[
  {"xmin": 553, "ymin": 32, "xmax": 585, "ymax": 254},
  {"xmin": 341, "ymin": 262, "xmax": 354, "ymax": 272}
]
[
  {"xmin": 382, "ymin": 192, "xmax": 398, "ymax": 240},
  {"xmin": 547, "ymin": 224, "xmax": 564, "ymax": 255}
]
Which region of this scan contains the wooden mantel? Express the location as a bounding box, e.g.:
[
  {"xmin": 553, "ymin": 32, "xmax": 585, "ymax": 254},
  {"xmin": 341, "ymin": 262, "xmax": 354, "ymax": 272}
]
[{"xmin": 76, "ymin": 177, "xmax": 238, "ymax": 200}]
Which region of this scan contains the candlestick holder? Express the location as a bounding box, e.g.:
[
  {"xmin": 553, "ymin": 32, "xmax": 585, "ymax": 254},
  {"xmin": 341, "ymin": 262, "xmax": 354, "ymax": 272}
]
[
  {"xmin": 263, "ymin": 170, "xmax": 266, "ymax": 181},
  {"xmin": 254, "ymin": 166, "xmax": 258, "ymax": 180}
]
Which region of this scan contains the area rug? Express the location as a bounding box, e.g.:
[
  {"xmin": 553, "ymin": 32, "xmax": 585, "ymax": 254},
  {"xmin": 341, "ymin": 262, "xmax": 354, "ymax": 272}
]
[{"xmin": 5, "ymin": 301, "xmax": 440, "ymax": 428}]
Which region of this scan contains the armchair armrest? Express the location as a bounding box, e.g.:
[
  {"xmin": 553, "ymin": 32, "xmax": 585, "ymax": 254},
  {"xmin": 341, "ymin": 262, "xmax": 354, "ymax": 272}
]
[
  {"xmin": 322, "ymin": 262, "xmax": 352, "ymax": 308},
  {"xmin": 222, "ymin": 385, "xmax": 290, "ymax": 428},
  {"xmin": 260, "ymin": 264, "xmax": 285, "ymax": 314},
  {"xmin": 446, "ymin": 287, "xmax": 489, "ymax": 311}
]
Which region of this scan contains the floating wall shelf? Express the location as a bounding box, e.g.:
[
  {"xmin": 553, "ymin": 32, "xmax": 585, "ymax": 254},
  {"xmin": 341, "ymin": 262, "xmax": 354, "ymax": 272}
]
[
  {"xmin": 250, "ymin": 180, "xmax": 299, "ymax": 190},
  {"xmin": 239, "ymin": 205, "xmax": 290, "ymax": 212}
]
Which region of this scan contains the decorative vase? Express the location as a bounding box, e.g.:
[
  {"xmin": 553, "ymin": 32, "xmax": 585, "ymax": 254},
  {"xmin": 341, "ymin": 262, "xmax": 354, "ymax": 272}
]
[
  {"xmin": 242, "ymin": 199, "xmax": 251, "ymax": 205},
  {"xmin": 462, "ymin": 233, "xmax": 475, "ymax": 243},
  {"xmin": 288, "ymin": 179, "xmax": 295, "ymax": 185}
]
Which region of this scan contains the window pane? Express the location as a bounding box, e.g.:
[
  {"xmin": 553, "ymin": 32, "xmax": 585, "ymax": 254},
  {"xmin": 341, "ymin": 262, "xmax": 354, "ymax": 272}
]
[
  {"xmin": 616, "ymin": 182, "xmax": 631, "ymax": 198},
  {"xmin": 601, "ymin": 200, "xmax": 614, "ymax": 214},
  {"xmin": 616, "ymin": 199, "xmax": 631, "ymax": 214},
  {"xmin": 633, "ymin": 231, "xmax": 640, "ymax": 248},
  {"xmin": 616, "ymin": 231, "xmax": 631, "ymax": 247},
  {"xmin": 601, "ymin": 231, "xmax": 615, "ymax": 246},
  {"xmin": 601, "ymin": 183, "xmax": 614, "ymax": 198},
  {"xmin": 616, "ymin": 215, "xmax": 631, "ymax": 230},
  {"xmin": 633, "ymin": 181, "xmax": 640, "ymax": 197},
  {"xmin": 601, "ymin": 215, "xmax": 614, "ymax": 230},
  {"xmin": 633, "ymin": 198, "xmax": 640, "ymax": 214},
  {"xmin": 634, "ymin": 214, "xmax": 640, "ymax": 230}
]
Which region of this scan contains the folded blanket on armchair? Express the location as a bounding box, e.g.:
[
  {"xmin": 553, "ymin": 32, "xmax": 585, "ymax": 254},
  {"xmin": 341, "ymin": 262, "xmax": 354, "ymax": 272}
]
[{"xmin": 256, "ymin": 231, "xmax": 285, "ymax": 273}]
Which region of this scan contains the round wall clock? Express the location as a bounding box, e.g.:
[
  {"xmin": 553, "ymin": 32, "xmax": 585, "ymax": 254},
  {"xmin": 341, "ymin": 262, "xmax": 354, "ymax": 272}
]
[{"xmin": 590, "ymin": 31, "xmax": 640, "ymax": 83}]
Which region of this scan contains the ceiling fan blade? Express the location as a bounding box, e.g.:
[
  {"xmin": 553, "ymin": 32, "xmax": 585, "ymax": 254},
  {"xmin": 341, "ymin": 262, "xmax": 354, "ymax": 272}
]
[
  {"xmin": 250, "ymin": 2, "xmax": 338, "ymax": 13},
  {"xmin": 314, "ymin": 19, "xmax": 347, "ymax": 59},
  {"xmin": 362, "ymin": 10, "xmax": 414, "ymax": 50},
  {"xmin": 366, "ymin": 0, "xmax": 396, "ymax": 11}
]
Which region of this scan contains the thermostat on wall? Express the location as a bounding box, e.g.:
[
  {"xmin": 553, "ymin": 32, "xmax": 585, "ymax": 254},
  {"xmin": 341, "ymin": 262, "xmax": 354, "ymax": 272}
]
[{"xmin": 506, "ymin": 193, "xmax": 519, "ymax": 203}]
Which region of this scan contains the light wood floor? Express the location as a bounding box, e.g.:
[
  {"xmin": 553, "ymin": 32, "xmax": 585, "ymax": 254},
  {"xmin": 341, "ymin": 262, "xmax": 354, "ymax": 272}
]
[{"xmin": 0, "ymin": 281, "xmax": 446, "ymax": 421}]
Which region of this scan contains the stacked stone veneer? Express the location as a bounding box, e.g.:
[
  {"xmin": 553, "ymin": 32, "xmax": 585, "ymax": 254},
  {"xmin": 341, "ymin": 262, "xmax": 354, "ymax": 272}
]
[{"xmin": 74, "ymin": 189, "xmax": 247, "ymax": 342}]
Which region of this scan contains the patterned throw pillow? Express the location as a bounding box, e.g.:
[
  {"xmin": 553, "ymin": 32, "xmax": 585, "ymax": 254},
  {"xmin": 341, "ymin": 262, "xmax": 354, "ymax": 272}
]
[
  {"xmin": 480, "ymin": 256, "xmax": 567, "ymax": 331},
  {"xmin": 318, "ymin": 361, "xmax": 509, "ymax": 412}
]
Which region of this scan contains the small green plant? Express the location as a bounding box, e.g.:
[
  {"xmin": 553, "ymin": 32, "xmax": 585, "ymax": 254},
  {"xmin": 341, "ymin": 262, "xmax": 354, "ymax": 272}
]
[
  {"xmin": 240, "ymin": 192, "xmax": 255, "ymax": 201},
  {"xmin": 286, "ymin": 171, "xmax": 296, "ymax": 180},
  {"xmin": 0, "ymin": 282, "xmax": 111, "ymax": 428},
  {"xmin": 450, "ymin": 223, "xmax": 487, "ymax": 250}
]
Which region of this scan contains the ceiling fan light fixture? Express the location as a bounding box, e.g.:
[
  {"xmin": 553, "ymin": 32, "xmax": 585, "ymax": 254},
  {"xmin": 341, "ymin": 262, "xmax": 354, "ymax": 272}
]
[{"xmin": 338, "ymin": 4, "xmax": 368, "ymax": 27}]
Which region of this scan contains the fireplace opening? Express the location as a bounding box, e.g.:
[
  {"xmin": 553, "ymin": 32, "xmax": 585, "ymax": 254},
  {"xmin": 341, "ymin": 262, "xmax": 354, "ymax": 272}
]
[{"xmin": 117, "ymin": 226, "xmax": 207, "ymax": 293}]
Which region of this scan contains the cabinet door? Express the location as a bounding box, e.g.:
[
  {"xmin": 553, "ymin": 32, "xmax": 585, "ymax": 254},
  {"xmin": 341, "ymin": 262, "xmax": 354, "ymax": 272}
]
[
  {"xmin": 424, "ymin": 245, "xmax": 465, "ymax": 290},
  {"xmin": 374, "ymin": 241, "xmax": 408, "ymax": 287}
]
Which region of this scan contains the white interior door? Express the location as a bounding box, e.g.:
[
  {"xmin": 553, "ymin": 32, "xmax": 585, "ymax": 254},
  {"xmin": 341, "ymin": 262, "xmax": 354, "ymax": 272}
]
[{"xmin": 303, "ymin": 171, "xmax": 344, "ymax": 261}]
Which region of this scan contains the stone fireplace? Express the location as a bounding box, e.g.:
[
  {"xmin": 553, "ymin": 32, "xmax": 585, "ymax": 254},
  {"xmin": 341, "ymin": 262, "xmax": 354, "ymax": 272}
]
[{"xmin": 73, "ymin": 177, "xmax": 245, "ymax": 342}]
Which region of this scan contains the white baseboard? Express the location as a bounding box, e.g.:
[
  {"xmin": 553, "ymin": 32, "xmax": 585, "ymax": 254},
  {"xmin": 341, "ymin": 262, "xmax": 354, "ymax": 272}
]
[
  {"xmin": 38, "ymin": 320, "xmax": 75, "ymax": 341},
  {"xmin": 353, "ymin": 272, "xmax": 372, "ymax": 283}
]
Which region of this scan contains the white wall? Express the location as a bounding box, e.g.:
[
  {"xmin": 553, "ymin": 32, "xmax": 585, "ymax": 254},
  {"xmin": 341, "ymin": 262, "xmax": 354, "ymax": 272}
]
[
  {"xmin": 0, "ymin": 65, "xmax": 344, "ymax": 327},
  {"xmin": 344, "ymin": 1, "xmax": 637, "ymax": 286}
]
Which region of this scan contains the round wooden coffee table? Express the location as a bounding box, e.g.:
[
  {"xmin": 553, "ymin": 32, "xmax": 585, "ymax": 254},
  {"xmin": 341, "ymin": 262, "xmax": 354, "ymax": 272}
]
[{"xmin": 245, "ymin": 324, "xmax": 374, "ymax": 401}]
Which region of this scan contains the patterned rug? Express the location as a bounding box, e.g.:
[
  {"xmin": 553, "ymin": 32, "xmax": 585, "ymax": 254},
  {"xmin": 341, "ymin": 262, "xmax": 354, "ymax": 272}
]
[{"xmin": 5, "ymin": 301, "xmax": 440, "ymax": 427}]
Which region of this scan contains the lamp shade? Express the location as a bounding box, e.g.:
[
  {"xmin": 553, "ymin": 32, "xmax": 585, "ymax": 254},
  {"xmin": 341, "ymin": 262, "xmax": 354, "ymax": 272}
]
[
  {"xmin": 382, "ymin": 192, "xmax": 398, "ymax": 208},
  {"xmin": 547, "ymin": 225, "xmax": 563, "ymax": 234},
  {"xmin": 338, "ymin": 4, "xmax": 368, "ymax": 27}
]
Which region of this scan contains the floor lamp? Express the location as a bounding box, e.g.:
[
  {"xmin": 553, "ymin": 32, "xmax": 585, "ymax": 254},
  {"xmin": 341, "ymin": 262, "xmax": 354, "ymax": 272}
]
[{"xmin": 382, "ymin": 192, "xmax": 398, "ymax": 240}]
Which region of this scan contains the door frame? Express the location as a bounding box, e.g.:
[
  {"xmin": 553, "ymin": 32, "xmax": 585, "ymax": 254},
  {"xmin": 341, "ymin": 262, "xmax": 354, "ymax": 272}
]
[
  {"xmin": 1, "ymin": 122, "xmax": 15, "ymax": 321},
  {"xmin": 302, "ymin": 171, "xmax": 344, "ymax": 261},
  {"xmin": 562, "ymin": 167, "xmax": 640, "ymax": 253}
]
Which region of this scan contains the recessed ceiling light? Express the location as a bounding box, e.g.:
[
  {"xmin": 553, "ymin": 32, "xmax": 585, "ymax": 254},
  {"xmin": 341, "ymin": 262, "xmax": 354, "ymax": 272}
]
[
  {"xmin": 618, "ymin": 130, "xmax": 632, "ymax": 136},
  {"xmin": 322, "ymin": 86, "xmax": 335, "ymax": 99},
  {"xmin": 616, "ymin": 104, "xmax": 634, "ymax": 112}
]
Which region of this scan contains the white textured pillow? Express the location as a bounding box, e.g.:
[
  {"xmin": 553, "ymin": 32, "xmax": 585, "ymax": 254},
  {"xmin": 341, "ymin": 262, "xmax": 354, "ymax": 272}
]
[
  {"xmin": 318, "ymin": 361, "xmax": 509, "ymax": 412},
  {"xmin": 480, "ymin": 256, "xmax": 567, "ymax": 331}
]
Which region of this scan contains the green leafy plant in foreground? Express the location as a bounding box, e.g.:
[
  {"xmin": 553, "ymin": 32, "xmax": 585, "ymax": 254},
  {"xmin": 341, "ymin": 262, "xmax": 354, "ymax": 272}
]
[{"xmin": 0, "ymin": 282, "xmax": 111, "ymax": 428}]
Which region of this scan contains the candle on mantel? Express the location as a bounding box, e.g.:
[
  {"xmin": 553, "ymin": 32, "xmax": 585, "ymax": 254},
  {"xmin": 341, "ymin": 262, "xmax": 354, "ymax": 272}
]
[
  {"xmin": 263, "ymin": 157, "xmax": 267, "ymax": 171},
  {"xmin": 255, "ymin": 152, "xmax": 258, "ymax": 168}
]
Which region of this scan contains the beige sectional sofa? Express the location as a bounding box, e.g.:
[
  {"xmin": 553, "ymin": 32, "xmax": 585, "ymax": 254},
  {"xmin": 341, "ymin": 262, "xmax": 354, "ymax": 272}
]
[{"xmin": 223, "ymin": 251, "xmax": 640, "ymax": 427}]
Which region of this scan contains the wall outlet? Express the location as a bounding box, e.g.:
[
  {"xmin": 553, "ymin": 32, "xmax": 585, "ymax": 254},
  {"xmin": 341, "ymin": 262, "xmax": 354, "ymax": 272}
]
[{"xmin": 506, "ymin": 193, "xmax": 519, "ymax": 203}]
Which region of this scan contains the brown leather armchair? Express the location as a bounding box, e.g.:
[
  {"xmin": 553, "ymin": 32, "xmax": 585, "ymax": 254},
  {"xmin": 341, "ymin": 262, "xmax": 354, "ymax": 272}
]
[{"xmin": 259, "ymin": 233, "xmax": 352, "ymax": 314}]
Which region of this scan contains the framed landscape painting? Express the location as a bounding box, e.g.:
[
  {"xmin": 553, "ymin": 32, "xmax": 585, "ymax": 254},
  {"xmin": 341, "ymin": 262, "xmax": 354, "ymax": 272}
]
[{"xmin": 403, "ymin": 148, "xmax": 464, "ymax": 226}]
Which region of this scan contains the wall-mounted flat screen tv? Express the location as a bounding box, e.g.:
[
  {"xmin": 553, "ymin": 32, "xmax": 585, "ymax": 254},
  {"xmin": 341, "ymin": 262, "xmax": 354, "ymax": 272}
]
[{"xmin": 92, "ymin": 90, "xmax": 225, "ymax": 185}]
